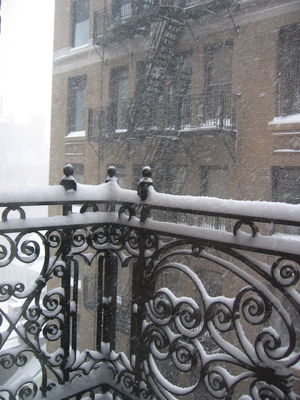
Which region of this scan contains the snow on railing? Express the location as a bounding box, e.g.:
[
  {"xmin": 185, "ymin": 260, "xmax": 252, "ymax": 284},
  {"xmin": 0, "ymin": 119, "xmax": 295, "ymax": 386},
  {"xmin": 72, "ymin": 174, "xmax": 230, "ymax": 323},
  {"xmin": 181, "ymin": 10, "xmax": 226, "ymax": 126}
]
[{"xmin": 0, "ymin": 164, "xmax": 299, "ymax": 400}]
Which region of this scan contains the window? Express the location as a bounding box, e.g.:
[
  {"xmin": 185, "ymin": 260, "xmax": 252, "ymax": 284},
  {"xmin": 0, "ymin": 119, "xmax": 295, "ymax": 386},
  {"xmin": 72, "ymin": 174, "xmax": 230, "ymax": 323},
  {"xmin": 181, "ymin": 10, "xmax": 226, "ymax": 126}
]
[
  {"xmin": 109, "ymin": 68, "xmax": 129, "ymax": 131},
  {"xmin": 134, "ymin": 163, "xmax": 187, "ymax": 194},
  {"xmin": 200, "ymin": 166, "xmax": 229, "ymax": 229},
  {"xmin": 204, "ymin": 42, "xmax": 233, "ymax": 126},
  {"xmin": 152, "ymin": 165, "xmax": 188, "ymax": 195},
  {"xmin": 200, "ymin": 166, "xmax": 229, "ymax": 198},
  {"xmin": 72, "ymin": 0, "xmax": 89, "ymax": 48},
  {"xmin": 165, "ymin": 166, "xmax": 188, "ymax": 195},
  {"xmin": 72, "ymin": 163, "xmax": 84, "ymax": 183},
  {"xmin": 277, "ymin": 23, "xmax": 300, "ymax": 116},
  {"xmin": 68, "ymin": 76, "xmax": 86, "ymax": 135},
  {"xmin": 272, "ymin": 167, "xmax": 300, "ymax": 204},
  {"xmin": 166, "ymin": 53, "xmax": 193, "ymax": 129},
  {"xmin": 134, "ymin": 61, "xmax": 157, "ymax": 129},
  {"xmin": 112, "ymin": 0, "xmax": 132, "ymax": 22}
]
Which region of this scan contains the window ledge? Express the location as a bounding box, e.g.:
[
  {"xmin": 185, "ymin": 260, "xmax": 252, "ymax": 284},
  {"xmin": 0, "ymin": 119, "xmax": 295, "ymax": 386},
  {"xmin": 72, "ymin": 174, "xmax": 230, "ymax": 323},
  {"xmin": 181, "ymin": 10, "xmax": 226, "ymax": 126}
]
[
  {"xmin": 70, "ymin": 43, "xmax": 90, "ymax": 52},
  {"xmin": 268, "ymin": 114, "xmax": 300, "ymax": 131},
  {"xmin": 65, "ymin": 131, "xmax": 86, "ymax": 139}
]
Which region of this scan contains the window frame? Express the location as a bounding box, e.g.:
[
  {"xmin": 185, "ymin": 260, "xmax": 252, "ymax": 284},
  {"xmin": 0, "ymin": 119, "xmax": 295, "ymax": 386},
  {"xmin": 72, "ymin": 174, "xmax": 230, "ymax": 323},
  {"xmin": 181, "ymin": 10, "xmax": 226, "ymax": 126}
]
[
  {"xmin": 71, "ymin": 0, "xmax": 90, "ymax": 48},
  {"xmin": 72, "ymin": 163, "xmax": 84, "ymax": 183},
  {"xmin": 199, "ymin": 165, "xmax": 229, "ymax": 198},
  {"xmin": 109, "ymin": 67, "xmax": 129, "ymax": 132},
  {"xmin": 272, "ymin": 166, "xmax": 300, "ymax": 204},
  {"xmin": 277, "ymin": 22, "xmax": 300, "ymax": 117},
  {"xmin": 67, "ymin": 75, "xmax": 87, "ymax": 136}
]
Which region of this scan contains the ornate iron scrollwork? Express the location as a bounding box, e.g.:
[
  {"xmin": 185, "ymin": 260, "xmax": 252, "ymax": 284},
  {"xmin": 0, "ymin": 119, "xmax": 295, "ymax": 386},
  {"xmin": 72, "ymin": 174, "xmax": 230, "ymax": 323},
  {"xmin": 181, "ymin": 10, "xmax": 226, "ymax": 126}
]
[{"xmin": 0, "ymin": 165, "xmax": 299, "ymax": 399}]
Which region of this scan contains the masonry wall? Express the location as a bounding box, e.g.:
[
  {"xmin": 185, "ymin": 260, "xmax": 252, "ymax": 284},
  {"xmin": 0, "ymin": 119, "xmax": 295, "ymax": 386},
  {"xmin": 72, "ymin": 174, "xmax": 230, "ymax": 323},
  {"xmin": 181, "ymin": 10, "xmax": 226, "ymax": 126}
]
[{"xmin": 49, "ymin": 0, "xmax": 300, "ymax": 375}]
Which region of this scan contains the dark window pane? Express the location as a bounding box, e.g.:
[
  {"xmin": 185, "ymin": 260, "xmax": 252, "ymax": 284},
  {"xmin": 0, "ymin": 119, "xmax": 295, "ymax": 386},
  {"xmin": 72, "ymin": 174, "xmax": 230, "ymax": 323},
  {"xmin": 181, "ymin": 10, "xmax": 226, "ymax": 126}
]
[
  {"xmin": 272, "ymin": 167, "xmax": 300, "ymax": 204},
  {"xmin": 110, "ymin": 68, "xmax": 129, "ymax": 131},
  {"xmin": 68, "ymin": 76, "xmax": 86, "ymax": 133},
  {"xmin": 277, "ymin": 23, "xmax": 300, "ymax": 116},
  {"xmin": 72, "ymin": 0, "xmax": 89, "ymax": 47},
  {"xmin": 72, "ymin": 163, "xmax": 84, "ymax": 183},
  {"xmin": 200, "ymin": 166, "xmax": 229, "ymax": 198}
]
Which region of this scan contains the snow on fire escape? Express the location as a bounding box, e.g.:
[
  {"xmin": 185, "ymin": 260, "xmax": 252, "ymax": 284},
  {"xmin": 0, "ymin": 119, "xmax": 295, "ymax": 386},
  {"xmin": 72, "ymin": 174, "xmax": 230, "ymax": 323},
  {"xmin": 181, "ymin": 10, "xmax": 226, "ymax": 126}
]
[{"xmin": 129, "ymin": 11, "xmax": 185, "ymax": 133}]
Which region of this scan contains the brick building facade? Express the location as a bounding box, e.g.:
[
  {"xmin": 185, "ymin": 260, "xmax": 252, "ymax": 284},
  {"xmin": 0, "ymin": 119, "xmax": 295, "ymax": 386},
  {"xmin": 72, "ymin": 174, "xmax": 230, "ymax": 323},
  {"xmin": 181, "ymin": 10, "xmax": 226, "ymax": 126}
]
[{"xmin": 49, "ymin": 0, "xmax": 300, "ymax": 361}]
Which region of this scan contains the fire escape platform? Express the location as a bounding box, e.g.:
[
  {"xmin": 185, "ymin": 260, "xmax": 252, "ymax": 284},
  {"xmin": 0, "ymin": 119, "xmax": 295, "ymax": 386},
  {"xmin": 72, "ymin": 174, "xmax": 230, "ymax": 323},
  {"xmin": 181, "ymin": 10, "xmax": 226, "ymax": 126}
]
[
  {"xmin": 184, "ymin": 0, "xmax": 238, "ymax": 19},
  {"xmin": 93, "ymin": 0, "xmax": 238, "ymax": 46},
  {"xmin": 94, "ymin": 5, "xmax": 184, "ymax": 46}
]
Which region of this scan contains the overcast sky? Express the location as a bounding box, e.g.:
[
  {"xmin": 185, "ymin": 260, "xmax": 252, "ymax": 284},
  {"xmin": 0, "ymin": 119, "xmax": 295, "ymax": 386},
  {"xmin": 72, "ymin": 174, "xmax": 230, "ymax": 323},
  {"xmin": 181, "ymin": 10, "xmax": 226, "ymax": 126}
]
[
  {"xmin": 0, "ymin": 0, "xmax": 54, "ymax": 186},
  {"xmin": 0, "ymin": 0, "xmax": 54, "ymax": 122}
]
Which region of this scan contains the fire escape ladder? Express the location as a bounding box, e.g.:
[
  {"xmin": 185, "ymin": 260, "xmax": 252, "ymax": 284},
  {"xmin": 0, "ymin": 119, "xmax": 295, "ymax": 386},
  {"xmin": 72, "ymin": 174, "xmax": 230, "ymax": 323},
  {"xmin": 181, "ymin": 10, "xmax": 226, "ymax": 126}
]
[{"xmin": 129, "ymin": 13, "xmax": 185, "ymax": 133}]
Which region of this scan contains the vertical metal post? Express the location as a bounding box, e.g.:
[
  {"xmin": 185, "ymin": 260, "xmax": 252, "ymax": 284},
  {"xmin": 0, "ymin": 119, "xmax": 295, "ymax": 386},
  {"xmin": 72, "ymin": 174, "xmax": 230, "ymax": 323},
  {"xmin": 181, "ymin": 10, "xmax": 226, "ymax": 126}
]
[
  {"xmin": 131, "ymin": 167, "xmax": 154, "ymax": 393},
  {"xmin": 61, "ymin": 228, "xmax": 72, "ymax": 383},
  {"xmin": 130, "ymin": 232, "xmax": 148, "ymax": 395},
  {"xmin": 59, "ymin": 165, "xmax": 76, "ymax": 382},
  {"xmin": 71, "ymin": 259, "xmax": 79, "ymax": 354},
  {"xmin": 102, "ymin": 251, "xmax": 118, "ymax": 350},
  {"xmin": 96, "ymin": 255, "xmax": 104, "ymax": 352},
  {"xmin": 220, "ymin": 90, "xmax": 224, "ymax": 128}
]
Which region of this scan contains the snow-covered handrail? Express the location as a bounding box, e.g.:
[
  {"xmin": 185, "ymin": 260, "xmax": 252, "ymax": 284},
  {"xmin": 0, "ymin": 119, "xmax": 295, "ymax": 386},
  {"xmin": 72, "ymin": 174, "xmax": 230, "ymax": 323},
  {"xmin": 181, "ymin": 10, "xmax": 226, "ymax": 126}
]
[
  {"xmin": 0, "ymin": 164, "xmax": 299, "ymax": 225},
  {"xmin": 0, "ymin": 164, "xmax": 299, "ymax": 400}
]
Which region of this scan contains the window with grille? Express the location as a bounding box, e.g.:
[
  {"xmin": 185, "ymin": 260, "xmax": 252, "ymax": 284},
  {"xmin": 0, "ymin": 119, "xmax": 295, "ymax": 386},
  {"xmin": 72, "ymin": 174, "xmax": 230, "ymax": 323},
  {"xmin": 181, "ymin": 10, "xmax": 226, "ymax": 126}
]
[
  {"xmin": 72, "ymin": 0, "xmax": 89, "ymax": 48},
  {"xmin": 112, "ymin": 0, "xmax": 132, "ymax": 22},
  {"xmin": 277, "ymin": 23, "xmax": 300, "ymax": 116},
  {"xmin": 272, "ymin": 167, "xmax": 300, "ymax": 204}
]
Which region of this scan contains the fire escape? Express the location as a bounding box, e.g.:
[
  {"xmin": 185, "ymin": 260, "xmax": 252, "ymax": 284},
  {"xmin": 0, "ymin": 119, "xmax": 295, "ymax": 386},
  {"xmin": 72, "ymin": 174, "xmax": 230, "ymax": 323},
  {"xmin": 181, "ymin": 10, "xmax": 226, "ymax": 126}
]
[{"xmin": 89, "ymin": 0, "xmax": 239, "ymax": 140}]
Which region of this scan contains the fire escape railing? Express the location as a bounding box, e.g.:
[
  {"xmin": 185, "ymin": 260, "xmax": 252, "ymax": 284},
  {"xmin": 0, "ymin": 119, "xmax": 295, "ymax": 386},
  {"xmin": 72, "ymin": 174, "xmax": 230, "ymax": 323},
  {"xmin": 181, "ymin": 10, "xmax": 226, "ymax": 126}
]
[
  {"xmin": 0, "ymin": 164, "xmax": 299, "ymax": 400},
  {"xmin": 88, "ymin": 91, "xmax": 237, "ymax": 138},
  {"xmin": 93, "ymin": 0, "xmax": 238, "ymax": 44},
  {"xmin": 93, "ymin": 1, "xmax": 175, "ymax": 44}
]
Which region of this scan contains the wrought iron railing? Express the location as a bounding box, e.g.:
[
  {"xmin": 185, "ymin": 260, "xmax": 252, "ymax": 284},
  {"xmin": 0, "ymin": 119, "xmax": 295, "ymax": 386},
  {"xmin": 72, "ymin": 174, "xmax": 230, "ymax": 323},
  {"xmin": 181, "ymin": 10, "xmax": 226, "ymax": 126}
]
[
  {"xmin": 93, "ymin": 9, "xmax": 110, "ymax": 39},
  {"xmin": 93, "ymin": 1, "xmax": 180, "ymax": 43},
  {"xmin": 0, "ymin": 164, "xmax": 300, "ymax": 399},
  {"xmin": 93, "ymin": 1, "xmax": 238, "ymax": 43},
  {"xmin": 111, "ymin": 0, "xmax": 174, "ymax": 23},
  {"xmin": 165, "ymin": 91, "xmax": 237, "ymax": 130},
  {"xmin": 88, "ymin": 92, "xmax": 236, "ymax": 138},
  {"xmin": 88, "ymin": 99, "xmax": 130, "ymax": 138}
]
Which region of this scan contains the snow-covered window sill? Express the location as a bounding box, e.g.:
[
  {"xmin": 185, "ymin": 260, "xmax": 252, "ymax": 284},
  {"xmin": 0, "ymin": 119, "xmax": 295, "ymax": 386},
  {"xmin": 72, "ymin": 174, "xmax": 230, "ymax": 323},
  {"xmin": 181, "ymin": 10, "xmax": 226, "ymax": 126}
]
[
  {"xmin": 65, "ymin": 131, "xmax": 86, "ymax": 139},
  {"xmin": 268, "ymin": 113, "xmax": 300, "ymax": 131},
  {"xmin": 70, "ymin": 43, "xmax": 90, "ymax": 52},
  {"xmin": 115, "ymin": 129, "xmax": 128, "ymax": 133}
]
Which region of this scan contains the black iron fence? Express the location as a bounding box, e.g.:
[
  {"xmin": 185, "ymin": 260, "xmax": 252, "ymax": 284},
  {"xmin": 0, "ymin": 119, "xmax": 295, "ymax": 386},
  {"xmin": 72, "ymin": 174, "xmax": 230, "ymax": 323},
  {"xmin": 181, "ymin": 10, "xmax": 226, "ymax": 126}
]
[
  {"xmin": 88, "ymin": 92, "xmax": 236, "ymax": 138},
  {"xmin": 0, "ymin": 164, "xmax": 300, "ymax": 399},
  {"xmin": 93, "ymin": 1, "xmax": 174, "ymax": 41},
  {"xmin": 165, "ymin": 91, "xmax": 237, "ymax": 130},
  {"xmin": 93, "ymin": 1, "xmax": 237, "ymax": 43}
]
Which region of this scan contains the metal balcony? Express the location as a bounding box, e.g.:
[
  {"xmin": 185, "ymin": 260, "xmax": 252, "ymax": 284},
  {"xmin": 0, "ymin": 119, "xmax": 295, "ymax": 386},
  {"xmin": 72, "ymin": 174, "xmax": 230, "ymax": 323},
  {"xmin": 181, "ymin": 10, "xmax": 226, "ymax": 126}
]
[
  {"xmin": 93, "ymin": 1, "xmax": 178, "ymax": 46},
  {"xmin": 93, "ymin": 0, "xmax": 238, "ymax": 45},
  {"xmin": 0, "ymin": 164, "xmax": 299, "ymax": 399},
  {"xmin": 88, "ymin": 91, "xmax": 236, "ymax": 138}
]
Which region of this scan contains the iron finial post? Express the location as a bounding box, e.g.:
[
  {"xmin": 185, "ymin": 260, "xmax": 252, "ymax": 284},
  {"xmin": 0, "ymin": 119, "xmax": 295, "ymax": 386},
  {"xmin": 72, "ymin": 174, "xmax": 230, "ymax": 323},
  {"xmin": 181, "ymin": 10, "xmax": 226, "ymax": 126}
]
[
  {"xmin": 105, "ymin": 165, "xmax": 117, "ymax": 212},
  {"xmin": 105, "ymin": 165, "xmax": 117, "ymax": 182},
  {"xmin": 60, "ymin": 163, "xmax": 76, "ymax": 215},
  {"xmin": 137, "ymin": 166, "xmax": 153, "ymax": 201},
  {"xmin": 60, "ymin": 163, "xmax": 77, "ymax": 192}
]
